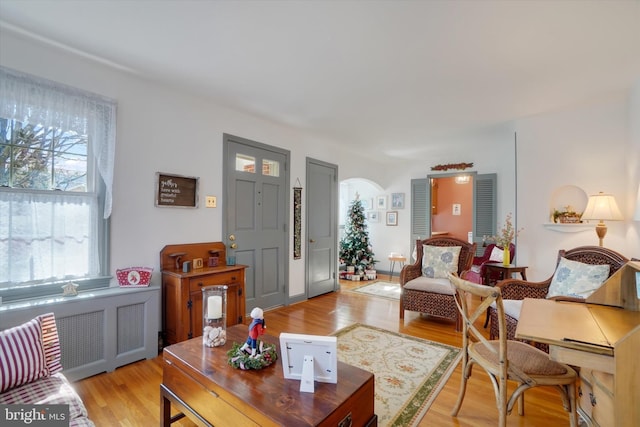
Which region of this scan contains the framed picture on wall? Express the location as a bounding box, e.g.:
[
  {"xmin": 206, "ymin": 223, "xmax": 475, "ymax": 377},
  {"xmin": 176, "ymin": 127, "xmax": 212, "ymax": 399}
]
[
  {"xmin": 386, "ymin": 211, "xmax": 398, "ymax": 226},
  {"xmin": 376, "ymin": 195, "xmax": 387, "ymax": 210},
  {"xmin": 391, "ymin": 193, "xmax": 405, "ymax": 209},
  {"xmin": 367, "ymin": 211, "xmax": 379, "ymax": 222}
]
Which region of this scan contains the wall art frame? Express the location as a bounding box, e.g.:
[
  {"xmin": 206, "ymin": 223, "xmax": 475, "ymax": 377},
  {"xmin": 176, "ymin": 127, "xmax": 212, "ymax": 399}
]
[
  {"xmin": 293, "ymin": 185, "xmax": 302, "ymax": 259},
  {"xmin": 155, "ymin": 172, "xmax": 199, "ymax": 208},
  {"xmin": 391, "ymin": 193, "xmax": 405, "ymax": 209},
  {"xmin": 386, "ymin": 211, "xmax": 398, "ymax": 226}
]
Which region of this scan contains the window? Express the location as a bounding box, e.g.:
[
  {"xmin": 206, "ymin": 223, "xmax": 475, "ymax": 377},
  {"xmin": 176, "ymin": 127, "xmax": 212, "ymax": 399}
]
[{"xmin": 0, "ymin": 67, "xmax": 116, "ymax": 301}]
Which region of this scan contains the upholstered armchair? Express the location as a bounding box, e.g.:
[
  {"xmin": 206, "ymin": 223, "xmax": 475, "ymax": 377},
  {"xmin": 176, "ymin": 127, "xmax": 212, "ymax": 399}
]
[
  {"xmin": 464, "ymin": 243, "xmax": 516, "ymax": 285},
  {"xmin": 399, "ymin": 236, "xmax": 476, "ymax": 330},
  {"xmin": 489, "ymin": 246, "xmax": 628, "ymax": 349}
]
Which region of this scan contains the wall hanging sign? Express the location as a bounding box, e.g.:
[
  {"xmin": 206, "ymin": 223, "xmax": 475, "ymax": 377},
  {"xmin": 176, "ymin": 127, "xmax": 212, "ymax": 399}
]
[
  {"xmin": 293, "ymin": 180, "xmax": 302, "ymax": 259},
  {"xmin": 431, "ymin": 162, "xmax": 474, "ymax": 171},
  {"xmin": 155, "ymin": 172, "xmax": 199, "ymax": 208}
]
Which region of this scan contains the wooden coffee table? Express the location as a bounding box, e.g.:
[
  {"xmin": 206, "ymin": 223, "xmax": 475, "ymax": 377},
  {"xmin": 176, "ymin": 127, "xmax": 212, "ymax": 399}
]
[{"xmin": 161, "ymin": 324, "xmax": 377, "ymax": 426}]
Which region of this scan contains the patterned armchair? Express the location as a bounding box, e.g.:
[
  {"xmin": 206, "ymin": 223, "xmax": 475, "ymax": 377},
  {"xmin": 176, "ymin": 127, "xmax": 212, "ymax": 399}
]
[
  {"xmin": 464, "ymin": 243, "xmax": 516, "ymax": 285},
  {"xmin": 400, "ymin": 236, "xmax": 476, "ymax": 330},
  {"xmin": 489, "ymin": 246, "xmax": 628, "ymax": 350}
]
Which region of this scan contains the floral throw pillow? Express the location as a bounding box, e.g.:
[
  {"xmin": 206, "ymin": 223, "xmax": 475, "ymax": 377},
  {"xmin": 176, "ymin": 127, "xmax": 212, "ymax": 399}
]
[
  {"xmin": 547, "ymin": 257, "xmax": 610, "ymax": 299},
  {"xmin": 422, "ymin": 245, "xmax": 461, "ymax": 279}
]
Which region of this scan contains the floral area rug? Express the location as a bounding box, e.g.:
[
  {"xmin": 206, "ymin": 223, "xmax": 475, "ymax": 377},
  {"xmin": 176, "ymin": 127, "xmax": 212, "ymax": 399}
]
[
  {"xmin": 334, "ymin": 324, "xmax": 461, "ymax": 427},
  {"xmin": 350, "ymin": 281, "xmax": 401, "ymax": 300}
]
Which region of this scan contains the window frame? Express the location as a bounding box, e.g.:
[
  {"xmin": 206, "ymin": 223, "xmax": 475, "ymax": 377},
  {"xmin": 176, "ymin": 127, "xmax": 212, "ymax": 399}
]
[{"xmin": 0, "ymin": 67, "xmax": 115, "ymax": 303}]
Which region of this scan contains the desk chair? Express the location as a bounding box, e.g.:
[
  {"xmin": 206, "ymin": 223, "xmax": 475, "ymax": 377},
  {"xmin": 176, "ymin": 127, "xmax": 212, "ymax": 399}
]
[{"xmin": 448, "ymin": 273, "xmax": 578, "ymax": 427}]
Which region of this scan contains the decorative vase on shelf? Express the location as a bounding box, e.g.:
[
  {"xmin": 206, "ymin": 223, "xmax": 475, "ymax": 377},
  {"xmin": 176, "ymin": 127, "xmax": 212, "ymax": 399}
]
[{"xmin": 503, "ymin": 247, "xmax": 510, "ymax": 266}]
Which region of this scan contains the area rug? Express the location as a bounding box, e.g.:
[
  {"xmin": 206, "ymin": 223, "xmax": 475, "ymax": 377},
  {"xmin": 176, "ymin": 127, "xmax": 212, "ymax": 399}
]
[
  {"xmin": 334, "ymin": 324, "xmax": 461, "ymax": 427},
  {"xmin": 351, "ymin": 281, "xmax": 401, "ymax": 300}
]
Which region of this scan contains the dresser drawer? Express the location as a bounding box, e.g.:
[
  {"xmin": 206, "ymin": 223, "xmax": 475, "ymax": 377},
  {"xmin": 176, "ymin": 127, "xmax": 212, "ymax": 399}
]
[
  {"xmin": 591, "ymin": 371, "xmax": 614, "ymax": 427},
  {"xmin": 189, "ymin": 271, "xmax": 242, "ymax": 292},
  {"xmin": 163, "ymin": 359, "xmax": 260, "ymax": 427},
  {"xmin": 578, "ymin": 369, "xmax": 594, "ymax": 422},
  {"xmin": 578, "ymin": 369, "xmax": 614, "ymax": 427}
]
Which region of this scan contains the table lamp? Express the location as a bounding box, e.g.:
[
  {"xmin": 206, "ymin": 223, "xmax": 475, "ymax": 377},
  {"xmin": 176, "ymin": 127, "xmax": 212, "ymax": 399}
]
[{"xmin": 581, "ymin": 192, "xmax": 623, "ymax": 246}]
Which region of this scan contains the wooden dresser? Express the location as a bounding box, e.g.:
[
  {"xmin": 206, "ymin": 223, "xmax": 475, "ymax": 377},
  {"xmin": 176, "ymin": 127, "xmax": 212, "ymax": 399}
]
[{"xmin": 160, "ymin": 242, "xmax": 247, "ymax": 346}]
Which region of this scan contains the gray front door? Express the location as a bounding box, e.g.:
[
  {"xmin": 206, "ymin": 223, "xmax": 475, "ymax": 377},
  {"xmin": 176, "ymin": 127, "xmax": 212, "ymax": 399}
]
[
  {"xmin": 224, "ymin": 134, "xmax": 289, "ymax": 313},
  {"xmin": 306, "ymin": 158, "xmax": 338, "ymax": 298}
]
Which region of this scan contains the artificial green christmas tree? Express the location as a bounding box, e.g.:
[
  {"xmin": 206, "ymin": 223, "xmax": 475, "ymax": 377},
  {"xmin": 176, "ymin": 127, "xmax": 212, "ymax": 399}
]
[{"xmin": 339, "ymin": 195, "xmax": 376, "ymax": 274}]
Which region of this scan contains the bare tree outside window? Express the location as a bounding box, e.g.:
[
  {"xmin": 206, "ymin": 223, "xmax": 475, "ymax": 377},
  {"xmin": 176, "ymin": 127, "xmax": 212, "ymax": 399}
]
[{"xmin": 0, "ymin": 118, "xmax": 88, "ymax": 191}]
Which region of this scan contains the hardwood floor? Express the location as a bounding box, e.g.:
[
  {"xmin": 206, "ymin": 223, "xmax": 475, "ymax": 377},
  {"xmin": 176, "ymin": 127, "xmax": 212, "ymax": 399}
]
[{"xmin": 74, "ymin": 275, "xmax": 575, "ymax": 426}]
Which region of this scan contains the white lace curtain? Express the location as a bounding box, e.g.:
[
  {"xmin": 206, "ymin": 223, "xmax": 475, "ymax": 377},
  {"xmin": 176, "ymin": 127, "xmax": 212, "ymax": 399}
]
[
  {"xmin": 0, "ymin": 66, "xmax": 117, "ymax": 218},
  {"xmin": 0, "ymin": 190, "xmax": 100, "ymax": 284}
]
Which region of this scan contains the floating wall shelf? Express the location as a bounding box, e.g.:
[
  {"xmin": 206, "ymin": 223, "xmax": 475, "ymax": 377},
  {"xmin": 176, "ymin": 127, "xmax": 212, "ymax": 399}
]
[{"xmin": 543, "ymin": 223, "xmax": 593, "ymax": 233}]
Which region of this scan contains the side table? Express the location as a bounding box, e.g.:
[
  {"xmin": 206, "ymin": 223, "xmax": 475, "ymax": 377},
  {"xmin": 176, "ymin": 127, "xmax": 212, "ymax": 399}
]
[
  {"xmin": 483, "ymin": 264, "xmax": 528, "ymax": 286},
  {"xmin": 482, "ymin": 264, "xmax": 528, "ymax": 327},
  {"xmin": 388, "ymin": 255, "xmax": 407, "ymax": 278}
]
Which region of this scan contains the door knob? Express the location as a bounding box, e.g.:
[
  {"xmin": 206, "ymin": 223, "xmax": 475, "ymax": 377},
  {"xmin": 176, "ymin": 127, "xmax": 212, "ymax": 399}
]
[
  {"xmin": 309, "ymin": 238, "xmax": 316, "ymax": 243},
  {"xmin": 230, "ymin": 243, "xmax": 237, "ymax": 249},
  {"xmin": 229, "ymin": 234, "xmax": 236, "ymax": 241}
]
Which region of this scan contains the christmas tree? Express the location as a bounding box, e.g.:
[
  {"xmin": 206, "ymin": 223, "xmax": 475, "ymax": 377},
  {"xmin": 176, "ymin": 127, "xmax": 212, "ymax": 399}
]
[{"xmin": 339, "ymin": 195, "xmax": 376, "ymax": 273}]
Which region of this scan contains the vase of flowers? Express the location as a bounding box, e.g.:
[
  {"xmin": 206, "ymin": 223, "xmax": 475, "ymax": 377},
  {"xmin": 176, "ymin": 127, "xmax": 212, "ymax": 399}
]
[{"xmin": 490, "ymin": 213, "xmax": 522, "ymax": 266}]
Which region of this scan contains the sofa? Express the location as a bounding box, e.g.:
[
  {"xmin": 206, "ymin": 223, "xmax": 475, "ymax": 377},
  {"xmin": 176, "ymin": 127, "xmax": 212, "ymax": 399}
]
[{"xmin": 0, "ymin": 313, "xmax": 94, "ymax": 426}]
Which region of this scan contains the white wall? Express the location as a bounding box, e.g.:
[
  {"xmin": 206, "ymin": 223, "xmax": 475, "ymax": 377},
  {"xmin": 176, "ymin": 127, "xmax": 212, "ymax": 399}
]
[
  {"xmin": 342, "ymin": 122, "xmax": 518, "ymax": 269},
  {"xmin": 343, "ymin": 97, "xmax": 640, "ymax": 281},
  {"xmin": 0, "ymin": 29, "xmax": 387, "ymax": 299},
  {"xmin": 2, "ymin": 28, "xmax": 638, "ymax": 299},
  {"xmin": 515, "ymin": 96, "xmax": 638, "ymax": 279}
]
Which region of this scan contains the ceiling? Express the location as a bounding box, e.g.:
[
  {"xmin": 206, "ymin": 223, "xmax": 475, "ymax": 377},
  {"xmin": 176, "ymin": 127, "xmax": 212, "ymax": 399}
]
[{"xmin": 1, "ymin": 1, "xmax": 639, "ymax": 160}]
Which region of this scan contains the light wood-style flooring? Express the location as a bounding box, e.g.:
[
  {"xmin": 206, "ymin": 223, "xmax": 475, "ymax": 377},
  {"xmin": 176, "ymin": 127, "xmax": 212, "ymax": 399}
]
[{"xmin": 74, "ymin": 275, "xmax": 575, "ymax": 426}]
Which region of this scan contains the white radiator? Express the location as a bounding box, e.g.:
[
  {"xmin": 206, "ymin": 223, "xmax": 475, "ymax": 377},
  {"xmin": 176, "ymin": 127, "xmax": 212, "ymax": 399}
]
[{"xmin": 0, "ymin": 287, "xmax": 160, "ymax": 382}]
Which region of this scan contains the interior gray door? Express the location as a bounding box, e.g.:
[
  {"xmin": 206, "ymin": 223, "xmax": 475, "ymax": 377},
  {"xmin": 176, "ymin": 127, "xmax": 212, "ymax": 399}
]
[
  {"xmin": 224, "ymin": 134, "xmax": 289, "ymax": 313},
  {"xmin": 306, "ymin": 158, "xmax": 338, "ymax": 298}
]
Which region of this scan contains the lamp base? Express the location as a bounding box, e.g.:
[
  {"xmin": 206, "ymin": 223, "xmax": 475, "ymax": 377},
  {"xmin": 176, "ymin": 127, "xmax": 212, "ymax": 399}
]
[{"xmin": 595, "ymin": 222, "xmax": 607, "ymax": 247}]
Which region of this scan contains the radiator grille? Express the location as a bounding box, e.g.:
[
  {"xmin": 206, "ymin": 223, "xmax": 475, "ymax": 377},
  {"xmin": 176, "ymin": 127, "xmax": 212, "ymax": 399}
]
[
  {"xmin": 57, "ymin": 311, "xmax": 105, "ymax": 370},
  {"xmin": 117, "ymin": 303, "xmax": 145, "ymax": 354}
]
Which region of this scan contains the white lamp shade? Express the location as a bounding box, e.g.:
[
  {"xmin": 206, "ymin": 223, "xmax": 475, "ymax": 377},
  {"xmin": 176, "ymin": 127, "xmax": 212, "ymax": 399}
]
[{"xmin": 581, "ymin": 192, "xmax": 623, "ymax": 221}]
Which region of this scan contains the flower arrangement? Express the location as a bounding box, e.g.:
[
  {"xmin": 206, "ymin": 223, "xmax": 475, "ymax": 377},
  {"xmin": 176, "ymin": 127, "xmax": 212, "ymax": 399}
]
[
  {"xmin": 489, "ymin": 213, "xmax": 522, "ymax": 249},
  {"xmin": 227, "ymin": 341, "xmax": 278, "ymax": 370}
]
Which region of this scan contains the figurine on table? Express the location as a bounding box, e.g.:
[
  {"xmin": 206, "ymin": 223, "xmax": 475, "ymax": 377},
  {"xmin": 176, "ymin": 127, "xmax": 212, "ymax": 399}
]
[{"xmin": 240, "ymin": 307, "xmax": 266, "ymax": 357}]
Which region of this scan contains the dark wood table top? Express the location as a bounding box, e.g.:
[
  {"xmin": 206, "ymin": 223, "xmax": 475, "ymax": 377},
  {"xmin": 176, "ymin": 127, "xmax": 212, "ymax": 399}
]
[{"xmin": 162, "ymin": 324, "xmax": 374, "ymax": 426}]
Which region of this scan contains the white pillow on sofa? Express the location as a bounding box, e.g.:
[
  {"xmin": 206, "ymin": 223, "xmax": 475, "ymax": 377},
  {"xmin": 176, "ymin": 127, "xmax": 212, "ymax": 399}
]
[
  {"xmin": 422, "ymin": 245, "xmax": 461, "ymax": 279},
  {"xmin": 547, "ymin": 257, "xmax": 610, "ymax": 299},
  {"xmin": 0, "ymin": 318, "xmax": 48, "ymax": 393},
  {"xmin": 489, "ymin": 247, "xmax": 504, "ymax": 262}
]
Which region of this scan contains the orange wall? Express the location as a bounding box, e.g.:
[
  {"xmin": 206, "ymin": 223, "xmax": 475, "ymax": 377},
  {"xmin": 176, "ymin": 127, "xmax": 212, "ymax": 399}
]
[{"xmin": 431, "ymin": 176, "xmax": 473, "ymax": 241}]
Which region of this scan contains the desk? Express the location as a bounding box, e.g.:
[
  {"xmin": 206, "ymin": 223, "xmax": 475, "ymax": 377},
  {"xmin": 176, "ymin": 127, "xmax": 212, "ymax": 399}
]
[
  {"xmin": 161, "ymin": 325, "xmax": 376, "ymax": 426},
  {"xmin": 388, "ymin": 255, "xmax": 406, "ymax": 277},
  {"xmin": 483, "ymin": 264, "xmax": 527, "ymax": 286},
  {"xmin": 516, "ymin": 298, "xmax": 640, "ymax": 426}
]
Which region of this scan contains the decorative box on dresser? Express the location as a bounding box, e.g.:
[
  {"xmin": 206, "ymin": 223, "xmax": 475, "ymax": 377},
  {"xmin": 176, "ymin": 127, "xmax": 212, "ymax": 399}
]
[{"xmin": 160, "ymin": 242, "xmax": 247, "ymax": 346}]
